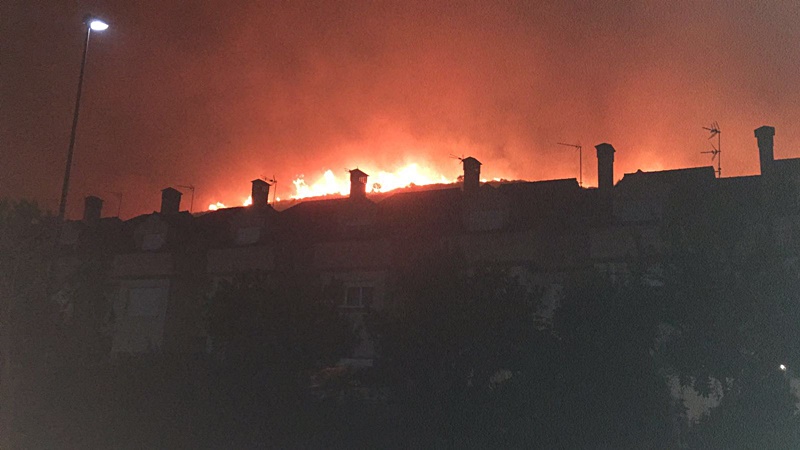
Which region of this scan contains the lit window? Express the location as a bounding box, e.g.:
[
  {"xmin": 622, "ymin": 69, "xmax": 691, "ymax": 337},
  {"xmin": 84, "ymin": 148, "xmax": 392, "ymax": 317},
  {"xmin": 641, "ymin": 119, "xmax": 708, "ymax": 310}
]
[{"xmin": 343, "ymin": 286, "xmax": 374, "ymax": 308}]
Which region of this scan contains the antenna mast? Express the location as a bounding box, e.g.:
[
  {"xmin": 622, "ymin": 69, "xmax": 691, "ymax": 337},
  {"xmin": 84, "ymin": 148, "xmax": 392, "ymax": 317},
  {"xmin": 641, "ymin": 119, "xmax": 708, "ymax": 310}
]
[
  {"xmin": 701, "ymin": 122, "xmax": 721, "ymax": 178},
  {"xmin": 557, "ymin": 142, "xmax": 583, "ymax": 187},
  {"xmin": 448, "ymin": 154, "xmax": 466, "ymax": 182},
  {"xmin": 449, "ymin": 153, "xmax": 465, "ymax": 162},
  {"xmin": 177, "ymin": 184, "xmax": 195, "ymax": 212},
  {"xmin": 109, "ymin": 191, "xmax": 123, "ymax": 217},
  {"xmin": 268, "ymin": 176, "xmax": 277, "ymax": 204}
]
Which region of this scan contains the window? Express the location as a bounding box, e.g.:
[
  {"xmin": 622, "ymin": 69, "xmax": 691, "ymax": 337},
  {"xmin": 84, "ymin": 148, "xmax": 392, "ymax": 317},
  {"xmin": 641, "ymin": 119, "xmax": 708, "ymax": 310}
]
[{"xmin": 343, "ymin": 286, "xmax": 374, "ymax": 308}]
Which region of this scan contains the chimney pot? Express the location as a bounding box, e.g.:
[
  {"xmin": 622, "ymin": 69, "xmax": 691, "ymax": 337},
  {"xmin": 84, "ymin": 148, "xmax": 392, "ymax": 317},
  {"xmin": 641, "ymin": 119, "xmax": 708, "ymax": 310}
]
[
  {"xmin": 160, "ymin": 187, "xmax": 182, "ymax": 214},
  {"xmin": 83, "ymin": 196, "xmax": 103, "ymax": 223},
  {"xmin": 461, "ymin": 156, "xmax": 482, "ymax": 195},
  {"xmin": 251, "ymin": 179, "xmax": 270, "ymax": 207},
  {"xmin": 755, "ymin": 125, "xmax": 775, "ymax": 177},
  {"xmin": 595, "ymin": 143, "xmax": 616, "ymax": 191},
  {"xmin": 349, "ymin": 169, "xmax": 369, "ymax": 200},
  {"xmin": 595, "ymin": 143, "xmax": 616, "ymax": 223}
]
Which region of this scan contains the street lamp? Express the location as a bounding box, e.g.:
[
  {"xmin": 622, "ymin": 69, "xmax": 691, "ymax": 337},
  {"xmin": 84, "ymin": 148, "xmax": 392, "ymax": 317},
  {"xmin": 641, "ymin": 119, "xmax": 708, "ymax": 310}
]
[{"xmin": 57, "ymin": 15, "xmax": 109, "ymax": 221}]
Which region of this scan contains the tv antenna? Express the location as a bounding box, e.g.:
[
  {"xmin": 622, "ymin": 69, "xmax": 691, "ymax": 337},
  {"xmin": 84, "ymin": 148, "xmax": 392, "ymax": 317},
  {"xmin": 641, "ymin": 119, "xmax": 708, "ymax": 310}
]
[
  {"xmin": 557, "ymin": 142, "xmax": 583, "ymax": 187},
  {"xmin": 449, "ymin": 154, "xmax": 466, "ymax": 163},
  {"xmin": 701, "ymin": 121, "xmax": 721, "ymax": 178},
  {"xmin": 177, "ymin": 184, "xmax": 195, "ymax": 212},
  {"xmin": 257, "ymin": 175, "xmax": 278, "ymax": 205},
  {"xmin": 268, "ymin": 175, "xmax": 277, "ymax": 204},
  {"xmin": 109, "ymin": 191, "xmax": 123, "ymax": 217}
]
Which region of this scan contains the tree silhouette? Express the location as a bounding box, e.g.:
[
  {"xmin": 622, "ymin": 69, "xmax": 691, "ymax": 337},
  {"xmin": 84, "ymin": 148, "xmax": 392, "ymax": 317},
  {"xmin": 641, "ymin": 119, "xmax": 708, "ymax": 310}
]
[
  {"xmin": 659, "ymin": 187, "xmax": 800, "ymax": 447},
  {"xmin": 203, "ymin": 270, "xmax": 356, "ymax": 447},
  {"xmin": 0, "ymin": 200, "xmax": 56, "ymax": 448},
  {"xmin": 550, "ymin": 272, "xmax": 674, "ymax": 448},
  {"xmin": 369, "ymin": 256, "xmax": 549, "ymax": 447}
]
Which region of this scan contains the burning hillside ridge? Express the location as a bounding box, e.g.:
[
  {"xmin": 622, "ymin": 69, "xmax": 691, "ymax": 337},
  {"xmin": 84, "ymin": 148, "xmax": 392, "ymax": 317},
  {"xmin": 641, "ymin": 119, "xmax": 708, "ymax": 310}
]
[{"xmin": 208, "ymin": 162, "xmax": 470, "ymax": 210}]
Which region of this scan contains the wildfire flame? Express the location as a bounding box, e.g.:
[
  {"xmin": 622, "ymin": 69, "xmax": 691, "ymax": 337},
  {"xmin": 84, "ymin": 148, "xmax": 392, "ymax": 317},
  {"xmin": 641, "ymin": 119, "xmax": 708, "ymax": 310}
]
[
  {"xmin": 208, "ymin": 195, "xmax": 251, "ymax": 211},
  {"xmin": 208, "ymin": 163, "xmax": 456, "ymax": 211}
]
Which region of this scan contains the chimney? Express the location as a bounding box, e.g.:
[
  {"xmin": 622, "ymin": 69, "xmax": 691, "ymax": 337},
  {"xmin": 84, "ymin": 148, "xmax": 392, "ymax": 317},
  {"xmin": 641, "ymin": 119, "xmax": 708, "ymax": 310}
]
[
  {"xmin": 595, "ymin": 143, "xmax": 616, "ymax": 223},
  {"xmin": 755, "ymin": 125, "xmax": 775, "ymax": 178},
  {"xmin": 461, "ymin": 157, "xmax": 482, "ymax": 195},
  {"xmin": 349, "ymin": 169, "xmax": 369, "ymax": 200},
  {"xmin": 83, "ymin": 196, "xmax": 103, "ymax": 223},
  {"xmin": 595, "ymin": 143, "xmax": 616, "ymax": 192},
  {"xmin": 251, "ymin": 179, "xmax": 270, "ymax": 207},
  {"xmin": 160, "ymin": 187, "xmax": 182, "ymax": 214}
]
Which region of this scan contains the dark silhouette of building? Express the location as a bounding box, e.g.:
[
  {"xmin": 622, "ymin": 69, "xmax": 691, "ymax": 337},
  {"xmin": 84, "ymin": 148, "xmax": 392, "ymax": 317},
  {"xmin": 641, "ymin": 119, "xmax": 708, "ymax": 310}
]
[{"xmin": 55, "ymin": 124, "xmax": 800, "ymax": 363}]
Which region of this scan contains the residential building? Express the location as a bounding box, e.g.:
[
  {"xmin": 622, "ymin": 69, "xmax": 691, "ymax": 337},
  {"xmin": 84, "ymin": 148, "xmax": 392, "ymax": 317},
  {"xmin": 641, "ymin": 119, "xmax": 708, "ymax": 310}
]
[{"xmin": 55, "ymin": 125, "xmax": 800, "ymax": 364}]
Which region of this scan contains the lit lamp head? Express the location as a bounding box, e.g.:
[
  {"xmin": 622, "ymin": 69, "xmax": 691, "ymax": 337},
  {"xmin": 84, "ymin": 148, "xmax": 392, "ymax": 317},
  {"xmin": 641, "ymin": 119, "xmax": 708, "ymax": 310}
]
[{"xmin": 84, "ymin": 15, "xmax": 109, "ymax": 31}]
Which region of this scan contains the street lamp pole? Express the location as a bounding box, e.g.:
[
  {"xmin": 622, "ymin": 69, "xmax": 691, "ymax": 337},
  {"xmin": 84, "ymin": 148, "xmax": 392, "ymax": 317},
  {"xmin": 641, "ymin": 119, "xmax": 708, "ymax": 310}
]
[{"xmin": 57, "ymin": 16, "xmax": 108, "ymax": 222}]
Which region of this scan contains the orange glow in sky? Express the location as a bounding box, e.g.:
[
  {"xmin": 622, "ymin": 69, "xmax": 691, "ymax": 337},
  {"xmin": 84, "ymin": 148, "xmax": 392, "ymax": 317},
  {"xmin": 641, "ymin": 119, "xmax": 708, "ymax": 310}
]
[{"xmin": 6, "ymin": 2, "xmax": 800, "ymax": 220}]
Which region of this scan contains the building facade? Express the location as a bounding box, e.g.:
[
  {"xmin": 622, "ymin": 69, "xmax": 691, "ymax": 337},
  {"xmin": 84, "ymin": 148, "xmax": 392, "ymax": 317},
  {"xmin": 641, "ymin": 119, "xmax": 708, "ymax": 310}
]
[{"xmin": 55, "ymin": 125, "xmax": 800, "ymax": 363}]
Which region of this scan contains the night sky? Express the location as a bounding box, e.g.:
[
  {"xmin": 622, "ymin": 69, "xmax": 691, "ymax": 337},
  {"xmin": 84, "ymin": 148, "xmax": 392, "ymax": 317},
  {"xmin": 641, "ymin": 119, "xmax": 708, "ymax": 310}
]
[{"xmin": 3, "ymin": 1, "xmax": 799, "ymax": 218}]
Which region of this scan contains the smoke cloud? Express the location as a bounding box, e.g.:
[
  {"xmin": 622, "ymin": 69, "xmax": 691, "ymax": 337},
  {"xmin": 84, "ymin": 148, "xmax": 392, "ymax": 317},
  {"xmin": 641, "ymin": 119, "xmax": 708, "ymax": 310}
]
[{"xmin": 3, "ymin": 0, "xmax": 799, "ymax": 217}]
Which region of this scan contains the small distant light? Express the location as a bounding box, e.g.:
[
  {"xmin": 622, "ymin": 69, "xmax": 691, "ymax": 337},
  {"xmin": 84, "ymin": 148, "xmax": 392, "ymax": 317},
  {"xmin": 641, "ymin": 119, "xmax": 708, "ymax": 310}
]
[
  {"xmin": 780, "ymin": 364, "xmax": 787, "ymax": 371},
  {"xmin": 89, "ymin": 20, "xmax": 109, "ymax": 31}
]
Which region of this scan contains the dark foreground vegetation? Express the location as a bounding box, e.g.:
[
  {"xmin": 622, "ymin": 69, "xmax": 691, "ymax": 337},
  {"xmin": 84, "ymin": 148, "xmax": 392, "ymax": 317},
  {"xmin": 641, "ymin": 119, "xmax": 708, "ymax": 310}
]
[{"xmin": 2, "ymin": 199, "xmax": 800, "ymax": 448}]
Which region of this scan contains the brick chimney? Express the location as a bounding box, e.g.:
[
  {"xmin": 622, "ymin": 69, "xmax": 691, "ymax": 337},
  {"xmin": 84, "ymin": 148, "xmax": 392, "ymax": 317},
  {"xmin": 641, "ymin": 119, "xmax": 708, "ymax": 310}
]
[
  {"xmin": 755, "ymin": 125, "xmax": 775, "ymax": 178},
  {"xmin": 461, "ymin": 157, "xmax": 481, "ymax": 195},
  {"xmin": 595, "ymin": 143, "xmax": 616, "ymax": 222},
  {"xmin": 595, "ymin": 143, "xmax": 615, "ymax": 192},
  {"xmin": 160, "ymin": 187, "xmax": 182, "ymax": 214},
  {"xmin": 251, "ymin": 179, "xmax": 270, "ymax": 207},
  {"xmin": 83, "ymin": 196, "xmax": 103, "ymax": 223},
  {"xmin": 349, "ymin": 169, "xmax": 368, "ymax": 200}
]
